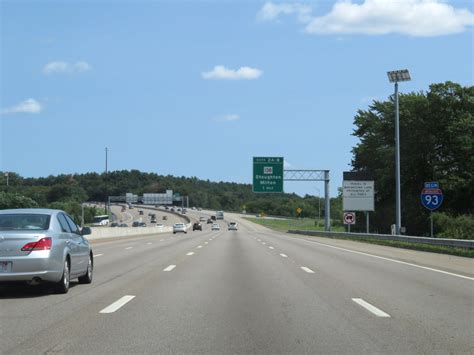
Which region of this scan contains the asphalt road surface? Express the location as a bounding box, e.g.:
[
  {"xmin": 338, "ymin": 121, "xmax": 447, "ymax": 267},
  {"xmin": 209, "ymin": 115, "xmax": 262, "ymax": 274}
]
[{"xmin": 1, "ymin": 210, "xmax": 473, "ymax": 354}]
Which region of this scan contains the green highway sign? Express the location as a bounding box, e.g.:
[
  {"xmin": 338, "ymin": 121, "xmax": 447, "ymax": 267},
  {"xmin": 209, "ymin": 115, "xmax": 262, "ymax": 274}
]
[{"xmin": 252, "ymin": 157, "xmax": 284, "ymax": 193}]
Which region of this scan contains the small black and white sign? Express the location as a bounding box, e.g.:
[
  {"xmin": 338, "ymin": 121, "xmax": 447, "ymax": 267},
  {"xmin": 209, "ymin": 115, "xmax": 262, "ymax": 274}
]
[{"xmin": 343, "ymin": 212, "xmax": 356, "ymax": 225}]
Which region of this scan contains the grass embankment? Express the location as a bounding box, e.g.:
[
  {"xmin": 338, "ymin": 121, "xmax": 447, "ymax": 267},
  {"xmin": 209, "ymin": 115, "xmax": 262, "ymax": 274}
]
[
  {"xmin": 243, "ymin": 217, "xmax": 345, "ymax": 232},
  {"xmin": 244, "ymin": 217, "xmax": 473, "ymax": 258}
]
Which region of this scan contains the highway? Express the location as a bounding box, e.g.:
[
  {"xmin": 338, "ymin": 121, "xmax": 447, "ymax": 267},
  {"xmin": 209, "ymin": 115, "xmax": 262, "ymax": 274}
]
[
  {"xmin": 0, "ymin": 210, "xmax": 473, "ymax": 354},
  {"xmin": 109, "ymin": 204, "xmax": 188, "ymax": 227}
]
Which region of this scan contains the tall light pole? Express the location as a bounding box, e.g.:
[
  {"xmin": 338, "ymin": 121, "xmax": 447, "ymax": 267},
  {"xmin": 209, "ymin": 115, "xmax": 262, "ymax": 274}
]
[
  {"xmin": 105, "ymin": 147, "xmax": 108, "ymax": 215},
  {"xmin": 387, "ymin": 69, "xmax": 411, "ymax": 235}
]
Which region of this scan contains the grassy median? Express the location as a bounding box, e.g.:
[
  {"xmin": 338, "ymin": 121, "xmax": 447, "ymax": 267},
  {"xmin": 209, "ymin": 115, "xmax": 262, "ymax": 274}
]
[{"xmin": 244, "ymin": 217, "xmax": 473, "ymax": 258}]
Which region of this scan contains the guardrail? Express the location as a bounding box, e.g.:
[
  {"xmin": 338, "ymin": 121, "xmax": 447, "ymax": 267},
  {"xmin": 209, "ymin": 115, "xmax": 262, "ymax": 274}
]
[{"xmin": 287, "ymin": 230, "xmax": 474, "ymax": 249}]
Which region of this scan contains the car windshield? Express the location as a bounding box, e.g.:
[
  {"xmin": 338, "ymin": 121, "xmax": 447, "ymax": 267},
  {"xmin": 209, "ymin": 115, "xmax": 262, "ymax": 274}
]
[{"xmin": 0, "ymin": 214, "xmax": 51, "ymax": 231}]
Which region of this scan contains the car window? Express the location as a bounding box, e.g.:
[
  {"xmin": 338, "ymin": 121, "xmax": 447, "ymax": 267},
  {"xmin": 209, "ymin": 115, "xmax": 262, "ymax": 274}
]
[
  {"xmin": 64, "ymin": 214, "xmax": 80, "ymax": 234},
  {"xmin": 57, "ymin": 214, "xmax": 71, "ymax": 233},
  {"xmin": 0, "ymin": 213, "xmax": 51, "ymax": 231}
]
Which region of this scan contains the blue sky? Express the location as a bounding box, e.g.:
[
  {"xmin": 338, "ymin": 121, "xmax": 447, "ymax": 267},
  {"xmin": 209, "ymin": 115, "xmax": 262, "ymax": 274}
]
[{"xmin": 1, "ymin": 0, "xmax": 473, "ymax": 197}]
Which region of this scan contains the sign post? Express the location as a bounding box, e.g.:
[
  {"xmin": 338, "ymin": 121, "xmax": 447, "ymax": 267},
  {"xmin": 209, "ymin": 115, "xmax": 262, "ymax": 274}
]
[
  {"xmin": 421, "ymin": 182, "xmax": 443, "ymax": 237},
  {"xmin": 253, "ymin": 157, "xmax": 284, "ymax": 193}
]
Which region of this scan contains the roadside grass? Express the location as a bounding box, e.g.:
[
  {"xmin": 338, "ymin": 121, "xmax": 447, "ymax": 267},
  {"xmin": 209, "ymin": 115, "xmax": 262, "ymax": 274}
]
[
  {"xmin": 244, "ymin": 217, "xmax": 473, "ymax": 258},
  {"xmin": 243, "ymin": 217, "xmax": 345, "ymax": 232}
]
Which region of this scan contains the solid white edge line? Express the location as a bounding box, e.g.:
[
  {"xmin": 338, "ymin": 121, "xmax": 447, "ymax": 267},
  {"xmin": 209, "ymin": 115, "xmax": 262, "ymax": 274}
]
[
  {"xmin": 163, "ymin": 265, "xmax": 176, "ymax": 272},
  {"xmin": 301, "ymin": 266, "xmax": 315, "ymax": 274},
  {"xmin": 186, "ymin": 252, "xmax": 194, "ymax": 256},
  {"xmin": 95, "ymin": 254, "xmax": 103, "ymax": 257},
  {"xmin": 300, "ymin": 239, "xmax": 474, "ymax": 281},
  {"xmin": 99, "ymin": 295, "xmax": 135, "ymax": 314},
  {"xmin": 280, "ymin": 253, "xmax": 288, "ymax": 258},
  {"xmin": 352, "ymin": 298, "xmax": 391, "ymax": 318}
]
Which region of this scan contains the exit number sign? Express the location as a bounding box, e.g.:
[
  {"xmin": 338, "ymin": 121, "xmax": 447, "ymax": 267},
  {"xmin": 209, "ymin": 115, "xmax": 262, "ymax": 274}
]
[{"xmin": 253, "ymin": 157, "xmax": 284, "ymax": 193}]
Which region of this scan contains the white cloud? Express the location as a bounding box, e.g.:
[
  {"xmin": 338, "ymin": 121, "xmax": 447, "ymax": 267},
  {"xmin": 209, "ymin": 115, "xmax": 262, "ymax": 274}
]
[
  {"xmin": 43, "ymin": 61, "xmax": 92, "ymax": 74},
  {"xmin": 1, "ymin": 99, "xmax": 42, "ymax": 115},
  {"xmin": 258, "ymin": 1, "xmax": 474, "ymax": 37},
  {"xmin": 214, "ymin": 114, "xmax": 241, "ymax": 122},
  {"xmin": 202, "ymin": 65, "xmax": 262, "ymax": 80},
  {"xmin": 284, "ymin": 160, "xmax": 292, "ymax": 169},
  {"xmin": 74, "ymin": 61, "xmax": 91, "ymax": 72},
  {"xmin": 258, "ymin": 2, "xmax": 312, "ymax": 23}
]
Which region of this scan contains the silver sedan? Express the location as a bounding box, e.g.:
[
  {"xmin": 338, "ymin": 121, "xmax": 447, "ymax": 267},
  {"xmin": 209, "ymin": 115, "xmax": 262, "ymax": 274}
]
[{"xmin": 0, "ymin": 208, "xmax": 93, "ymax": 293}]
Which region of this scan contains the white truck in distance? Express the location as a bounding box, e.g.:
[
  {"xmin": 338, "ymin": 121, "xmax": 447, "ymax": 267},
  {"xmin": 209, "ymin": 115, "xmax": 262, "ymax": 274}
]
[{"xmin": 216, "ymin": 211, "xmax": 224, "ymax": 220}]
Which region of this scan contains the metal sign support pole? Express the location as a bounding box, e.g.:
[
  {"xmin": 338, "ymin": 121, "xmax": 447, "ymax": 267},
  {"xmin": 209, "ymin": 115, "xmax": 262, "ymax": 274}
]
[
  {"xmin": 430, "ymin": 211, "xmax": 434, "ymax": 237},
  {"xmin": 324, "ymin": 171, "xmax": 330, "ymax": 232},
  {"xmin": 283, "ymin": 169, "xmax": 331, "ymax": 232},
  {"xmin": 366, "ymin": 212, "xmax": 370, "ymax": 234}
]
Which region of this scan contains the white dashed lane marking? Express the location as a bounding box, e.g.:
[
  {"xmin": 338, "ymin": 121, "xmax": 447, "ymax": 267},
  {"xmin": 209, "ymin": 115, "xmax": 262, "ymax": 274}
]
[
  {"xmin": 279, "ymin": 253, "xmax": 288, "ymax": 258},
  {"xmin": 186, "ymin": 252, "xmax": 195, "ymax": 256},
  {"xmin": 99, "ymin": 295, "xmax": 136, "ymax": 314},
  {"xmin": 269, "ymin": 246, "xmax": 274, "ymax": 250},
  {"xmin": 163, "ymin": 265, "xmax": 176, "ymax": 272},
  {"xmin": 352, "ymin": 298, "xmax": 391, "ymax": 318},
  {"xmin": 125, "ymin": 247, "xmax": 133, "ymax": 250},
  {"xmin": 301, "ymin": 266, "xmax": 315, "ymax": 274},
  {"xmin": 95, "ymin": 254, "xmax": 104, "ymax": 257},
  {"xmin": 197, "ymin": 245, "xmax": 203, "ymax": 249}
]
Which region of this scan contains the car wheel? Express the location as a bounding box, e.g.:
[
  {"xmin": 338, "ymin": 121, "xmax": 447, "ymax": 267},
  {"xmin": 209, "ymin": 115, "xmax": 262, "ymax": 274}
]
[
  {"xmin": 55, "ymin": 258, "xmax": 70, "ymax": 294},
  {"xmin": 78, "ymin": 254, "xmax": 93, "ymax": 284}
]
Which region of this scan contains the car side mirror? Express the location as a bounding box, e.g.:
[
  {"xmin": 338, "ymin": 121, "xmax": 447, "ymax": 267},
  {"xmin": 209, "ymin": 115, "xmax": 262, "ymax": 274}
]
[{"xmin": 81, "ymin": 227, "xmax": 92, "ymax": 235}]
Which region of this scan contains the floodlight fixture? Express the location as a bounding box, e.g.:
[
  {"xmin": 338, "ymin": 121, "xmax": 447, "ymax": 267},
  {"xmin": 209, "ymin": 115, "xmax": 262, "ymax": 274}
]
[{"xmin": 387, "ymin": 69, "xmax": 411, "ymax": 83}]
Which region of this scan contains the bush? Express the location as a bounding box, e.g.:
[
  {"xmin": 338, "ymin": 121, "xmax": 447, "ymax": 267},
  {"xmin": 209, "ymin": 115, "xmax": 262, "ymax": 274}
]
[
  {"xmin": 0, "ymin": 192, "xmax": 39, "ymax": 209},
  {"xmin": 433, "ymin": 212, "xmax": 474, "ymax": 239}
]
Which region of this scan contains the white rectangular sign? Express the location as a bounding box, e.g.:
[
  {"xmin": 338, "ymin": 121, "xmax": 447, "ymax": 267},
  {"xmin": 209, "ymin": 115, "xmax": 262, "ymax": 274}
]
[{"xmin": 343, "ymin": 180, "xmax": 374, "ymax": 211}]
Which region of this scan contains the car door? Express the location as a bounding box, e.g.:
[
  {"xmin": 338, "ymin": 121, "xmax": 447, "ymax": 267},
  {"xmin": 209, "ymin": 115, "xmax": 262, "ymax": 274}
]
[
  {"xmin": 57, "ymin": 213, "xmax": 75, "ymax": 270},
  {"xmin": 64, "ymin": 214, "xmax": 88, "ymax": 276}
]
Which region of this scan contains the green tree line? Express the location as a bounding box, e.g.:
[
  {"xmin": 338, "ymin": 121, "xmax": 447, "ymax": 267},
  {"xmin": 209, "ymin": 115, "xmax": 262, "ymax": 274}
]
[
  {"xmin": 0, "ymin": 170, "xmax": 339, "ymax": 224},
  {"xmin": 350, "ymin": 81, "xmax": 473, "ymax": 238}
]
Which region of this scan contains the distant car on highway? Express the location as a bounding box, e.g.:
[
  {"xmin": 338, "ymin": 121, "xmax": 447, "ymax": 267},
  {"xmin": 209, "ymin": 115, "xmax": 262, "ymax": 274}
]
[
  {"xmin": 193, "ymin": 222, "xmax": 202, "ymax": 231},
  {"xmin": 132, "ymin": 221, "xmax": 140, "ymax": 227},
  {"xmin": 139, "ymin": 210, "xmax": 144, "ymax": 215},
  {"xmin": 119, "ymin": 223, "xmax": 128, "ymax": 227},
  {"xmin": 0, "ymin": 209, "xmax": 93, "ymax": 294},
  {"xmin": 228, "ymin": 222, "xmax": 238, "ymax": 231},
  {"xmin": 162, "ymin": 216, "xmax": 168, "ymax": 220},
  {"xmin": 207, "ymin": 218, "xmax": 213, "ymax": 224},
  {"xmin": 199, "ymin": 217, "xmax": 206, "ymax": 222},
  {"xmin": 211, "ymin": 223, "xmax": 220, "ymax": 231},
  {"xmin": 110, "ymin": 222, "xmax": 119, "ymax": 227},
  {"xmin": 155, "ymin": 223, "xmax": 164, "ymax": 228},
  {"xmin": 173, "ymin": 223, "xmax": 187, "ymax": 234}
]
